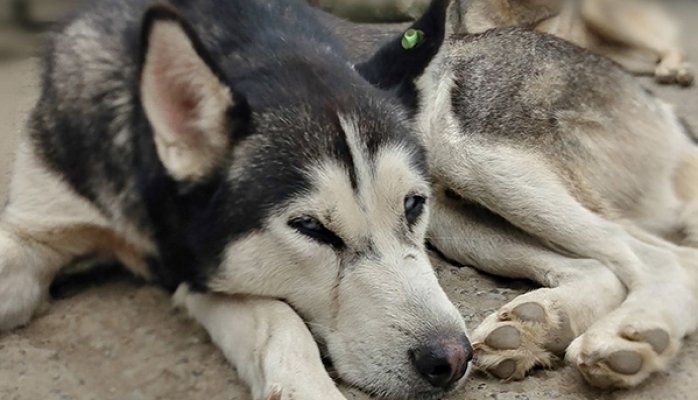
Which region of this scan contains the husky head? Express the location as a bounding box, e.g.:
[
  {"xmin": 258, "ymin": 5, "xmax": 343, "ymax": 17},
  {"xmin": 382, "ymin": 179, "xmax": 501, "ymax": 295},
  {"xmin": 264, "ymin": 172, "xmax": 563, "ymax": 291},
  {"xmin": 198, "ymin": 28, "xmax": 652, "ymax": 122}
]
[{"xmin": 137, "ymin": 2, "xmax": 467, "ymax": 399}]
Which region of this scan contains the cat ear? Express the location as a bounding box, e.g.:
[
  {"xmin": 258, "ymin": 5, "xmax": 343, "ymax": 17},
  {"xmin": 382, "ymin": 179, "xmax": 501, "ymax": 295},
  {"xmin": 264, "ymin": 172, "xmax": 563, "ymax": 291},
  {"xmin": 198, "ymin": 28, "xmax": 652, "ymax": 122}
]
[{"xmin": 139, "ymin": 5, "xmax": 247, "ymax": 181}]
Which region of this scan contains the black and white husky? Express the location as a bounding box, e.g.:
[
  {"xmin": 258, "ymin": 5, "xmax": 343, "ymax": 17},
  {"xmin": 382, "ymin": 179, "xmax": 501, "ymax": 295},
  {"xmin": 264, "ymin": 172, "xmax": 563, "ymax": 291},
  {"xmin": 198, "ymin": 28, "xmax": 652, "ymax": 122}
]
[{"xmin": 0, "ymin": 0, "xmax": 469, "ymax": 399}]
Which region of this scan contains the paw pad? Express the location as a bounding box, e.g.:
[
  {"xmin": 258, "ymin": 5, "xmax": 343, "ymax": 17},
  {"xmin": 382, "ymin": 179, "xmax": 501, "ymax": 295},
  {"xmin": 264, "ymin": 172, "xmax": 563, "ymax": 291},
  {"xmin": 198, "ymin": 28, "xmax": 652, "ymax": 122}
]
[
  {"xmin": 485, "ymin": 325, "xmax": 521, "ymax": 350},
  {"xmin": 606, "ymin": 350, "xmax": 643, "ymax": 375},
  {"xmin": 512, "ymin": 302, "xmax": 545, "ymax": 322},
  {"xmin": 489, "ymin": 359, "xmax": 517, "ymax": 379},
  {"xmin": 622, "ymin": 328, "xmax": 670, "ymax": 354}
]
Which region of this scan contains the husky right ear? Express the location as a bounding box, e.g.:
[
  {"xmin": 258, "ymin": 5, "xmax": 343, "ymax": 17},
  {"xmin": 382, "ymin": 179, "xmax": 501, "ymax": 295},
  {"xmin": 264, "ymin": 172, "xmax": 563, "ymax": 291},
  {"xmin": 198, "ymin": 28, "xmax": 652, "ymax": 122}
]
[{"xmin": 139, "ymin": 5, "xmax": 248, "ymax": 182}]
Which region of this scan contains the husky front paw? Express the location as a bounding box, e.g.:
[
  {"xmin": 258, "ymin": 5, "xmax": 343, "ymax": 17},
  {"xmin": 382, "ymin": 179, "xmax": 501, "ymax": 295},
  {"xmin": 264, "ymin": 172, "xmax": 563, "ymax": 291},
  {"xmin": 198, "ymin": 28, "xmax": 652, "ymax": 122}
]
[
  {"xmin": 266, "ymin": 383, "xmax": 348, "ymax": 400},
  {"xmin": 471, "ymin": 289, "xmax": 576, "ymax": 380},
  {"xmin": 566, "ymin": 323, "xmax": 677, "ymax": 388},
  {"xmin": 0, "ymin": 267, "xmax": 47, "ymax": 331}
]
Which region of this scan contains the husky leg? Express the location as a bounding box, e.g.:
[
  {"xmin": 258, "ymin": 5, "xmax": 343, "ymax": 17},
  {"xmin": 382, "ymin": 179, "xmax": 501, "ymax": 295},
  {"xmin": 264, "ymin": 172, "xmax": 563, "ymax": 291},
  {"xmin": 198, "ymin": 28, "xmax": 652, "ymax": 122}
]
[
  {"xmin": 581, "ymin": 0, "xmax": 693, "ymax": 86},
  {"xmin": 0, "ymin": 226, "xmax": 70, "ymax": 330},
  {"xmin": 435, "ymin": 146, "xmax": 698, "ymax": 388},
  {"xmin": 174, "ymin": 286, "xmax": 347, "ymax": 400},
  {"xmin": 0, "ymin": 140, "xmax": 152, "ymax": 331},
  {"xmin": 429, "ymin": 189, "xmax": 626, "ymax": 380}
]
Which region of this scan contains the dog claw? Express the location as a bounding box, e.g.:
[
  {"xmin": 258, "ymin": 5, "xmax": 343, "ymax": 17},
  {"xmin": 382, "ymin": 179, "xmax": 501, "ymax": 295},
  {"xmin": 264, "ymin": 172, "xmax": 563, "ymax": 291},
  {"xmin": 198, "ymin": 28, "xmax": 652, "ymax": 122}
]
[
  {"xmin": 268, "ymin": 387, "xmax": 283, "ymax": 400},
  {"xmin": 485, "ymin": 325, "xmax": 521, "ymax": 350}
]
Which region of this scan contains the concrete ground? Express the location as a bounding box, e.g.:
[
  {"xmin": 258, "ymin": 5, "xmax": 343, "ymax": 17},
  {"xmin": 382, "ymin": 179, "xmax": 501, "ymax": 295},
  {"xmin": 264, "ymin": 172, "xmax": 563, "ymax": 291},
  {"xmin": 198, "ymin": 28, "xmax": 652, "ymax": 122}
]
[{"xmin": 1, "ymin": 2, "xmax": 697, "ymax": 400}]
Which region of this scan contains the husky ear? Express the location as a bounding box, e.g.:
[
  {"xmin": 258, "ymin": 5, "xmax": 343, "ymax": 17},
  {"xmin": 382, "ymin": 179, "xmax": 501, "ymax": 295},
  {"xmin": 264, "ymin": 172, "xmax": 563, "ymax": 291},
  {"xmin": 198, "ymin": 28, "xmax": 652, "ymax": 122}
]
[
  {"xmin": 139, "ymin": 5, "xmax": 245, "ymax": 182},
  {"xmin": 356, "ymin": 0, "xmax": 453, "ymax": 111}
]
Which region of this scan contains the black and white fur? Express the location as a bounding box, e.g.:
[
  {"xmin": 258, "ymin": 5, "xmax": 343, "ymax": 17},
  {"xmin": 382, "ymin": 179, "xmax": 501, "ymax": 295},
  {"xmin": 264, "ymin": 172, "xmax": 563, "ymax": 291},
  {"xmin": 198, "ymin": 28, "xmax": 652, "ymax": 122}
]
[{"xmin": 0, "ymin": 1, "xmax": 471, "ymax": 399}]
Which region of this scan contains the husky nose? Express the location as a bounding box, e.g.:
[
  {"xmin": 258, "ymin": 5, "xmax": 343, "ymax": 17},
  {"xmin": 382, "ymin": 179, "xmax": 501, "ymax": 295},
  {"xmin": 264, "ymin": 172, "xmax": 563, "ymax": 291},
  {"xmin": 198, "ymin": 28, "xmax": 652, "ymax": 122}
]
[{"xmin": 410, "ymin": 335, "xmax": 473, "ymax": 388}]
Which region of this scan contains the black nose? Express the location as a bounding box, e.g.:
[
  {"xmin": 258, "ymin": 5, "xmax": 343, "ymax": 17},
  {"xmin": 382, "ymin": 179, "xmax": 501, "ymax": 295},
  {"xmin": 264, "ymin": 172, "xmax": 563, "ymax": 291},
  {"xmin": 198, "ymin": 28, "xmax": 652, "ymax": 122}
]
[{"xmin": 410, "ymin": 335, "xmax": 473, "ymax": 388}]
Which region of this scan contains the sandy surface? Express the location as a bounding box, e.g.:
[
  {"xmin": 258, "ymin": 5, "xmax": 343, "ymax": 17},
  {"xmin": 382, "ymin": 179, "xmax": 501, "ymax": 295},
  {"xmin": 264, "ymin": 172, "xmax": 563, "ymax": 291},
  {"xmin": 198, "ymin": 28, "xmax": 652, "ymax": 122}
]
[{"xmin": 1, "ymin": 2, "xmax": 697, "ymax": 400}]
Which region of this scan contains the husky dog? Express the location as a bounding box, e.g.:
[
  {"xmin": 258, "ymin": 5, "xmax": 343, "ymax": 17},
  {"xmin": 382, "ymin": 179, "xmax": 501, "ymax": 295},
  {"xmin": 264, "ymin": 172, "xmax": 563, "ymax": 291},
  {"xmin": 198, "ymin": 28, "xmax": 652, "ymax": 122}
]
[
  {"xmin": 0, "ymin": 0, "xmax": 473, "ymax": 399},
  {"xmin": 358, "ymin": 0, "xmax": 698, "ymax": 390}
]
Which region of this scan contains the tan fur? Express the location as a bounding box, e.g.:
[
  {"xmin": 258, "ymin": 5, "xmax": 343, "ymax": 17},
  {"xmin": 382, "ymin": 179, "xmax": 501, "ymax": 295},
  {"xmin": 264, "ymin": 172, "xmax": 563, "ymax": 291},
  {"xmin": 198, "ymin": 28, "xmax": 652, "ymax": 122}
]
[{"xmin": 416, "ymin": 10, "xmax": 698, "ymax": 388}]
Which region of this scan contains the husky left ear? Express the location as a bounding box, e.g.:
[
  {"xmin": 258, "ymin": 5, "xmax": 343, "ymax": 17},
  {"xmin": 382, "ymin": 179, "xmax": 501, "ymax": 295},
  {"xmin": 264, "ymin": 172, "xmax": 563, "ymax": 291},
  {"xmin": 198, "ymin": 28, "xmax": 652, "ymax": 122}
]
[
  {"xmin": 139, "ymin": 5, "xmax": 246, "ymax": 182},
  {"xmin": 356, "ymin": 0, "xmax": 461, "ymax": 113}
]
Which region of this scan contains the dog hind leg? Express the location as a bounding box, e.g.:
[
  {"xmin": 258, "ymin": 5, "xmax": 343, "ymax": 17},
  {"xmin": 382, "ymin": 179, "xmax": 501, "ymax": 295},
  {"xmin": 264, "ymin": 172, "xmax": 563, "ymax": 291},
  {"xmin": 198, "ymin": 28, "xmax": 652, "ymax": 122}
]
[
  {"xmin": 435, "ymin": 145, "xmax": 698, "ymax": 388},
  {"xmin": 174, "ymin": 286, "xmax": 347, "ymax": 400},
  {"xmin": 428, "ymin": 188, "xmax": 626, "ymax": 380}
]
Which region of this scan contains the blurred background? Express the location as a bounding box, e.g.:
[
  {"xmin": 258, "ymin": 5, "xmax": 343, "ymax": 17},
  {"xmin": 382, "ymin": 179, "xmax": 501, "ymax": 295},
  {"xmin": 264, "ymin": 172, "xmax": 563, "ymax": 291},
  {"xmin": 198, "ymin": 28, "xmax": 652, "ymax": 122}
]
[
  {"xmin": 0, "ymin": 0, "xmax": 81, "ymax": 59},
  {"xmin": 0, "ymin": 0, "xmax": 696, "ymax": 59}
]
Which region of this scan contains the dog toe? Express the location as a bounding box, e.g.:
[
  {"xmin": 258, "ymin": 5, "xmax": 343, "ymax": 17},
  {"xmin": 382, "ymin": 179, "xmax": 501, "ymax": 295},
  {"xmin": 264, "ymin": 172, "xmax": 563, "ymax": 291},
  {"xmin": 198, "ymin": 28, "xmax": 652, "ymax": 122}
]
[
  {"xmin": 511, "ymin": 302, "xmax": 546, "ymax": 322},
  {"xmin": 622, "ymin": 327, "xmax": 670, "ymax": 355},
  {"xmin": 485, "ymin": 325, "xmax": 521, "ymax": 350},
  {"xmin": 488, "ymin": 359, "xmax": 517, "ymax": 379},
  {"xmin": 677, "ymin": 65, "xmax": 695, "ymax": 87},
  {"xmin": 605, "ymin": 350, "xmax": 643, "ymax": 375}
]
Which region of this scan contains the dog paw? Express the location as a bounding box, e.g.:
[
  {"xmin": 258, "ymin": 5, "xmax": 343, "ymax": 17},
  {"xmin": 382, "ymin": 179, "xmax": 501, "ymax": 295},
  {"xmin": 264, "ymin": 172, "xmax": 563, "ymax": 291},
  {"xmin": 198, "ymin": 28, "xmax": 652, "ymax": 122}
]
[
  {"xmin": 0, "ymin": 268, "xmax": 46, "ymax": 331},
  {"xmin": 266, "ymin": 383, "xmax": 347, "ymax": 400},
  {"xmin": 471, "ymin": 291, "xmax": 576, "ymax": 380},
  {"xmin": 655, "ymin": 61, "xmax": 694, "ymax": 87},
  {"xmin": 566, "ymin": 323, "xmax": 677, "ymax": 388}
]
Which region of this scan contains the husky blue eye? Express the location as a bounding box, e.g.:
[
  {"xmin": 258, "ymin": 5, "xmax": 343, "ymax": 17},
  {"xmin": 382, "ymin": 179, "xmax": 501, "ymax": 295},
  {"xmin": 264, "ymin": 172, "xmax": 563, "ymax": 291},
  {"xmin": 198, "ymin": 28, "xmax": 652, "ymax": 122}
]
[
  {"xmin": 405, "ymin": 195, "xmax": 426, "ymax": 226},
  {"xmin": 289, "ymin": 217, "xmax": 345, "ymax": 249},
  {"xmin": 296, "ymin": 217, "xmax": 322, "ymax": 231}
]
